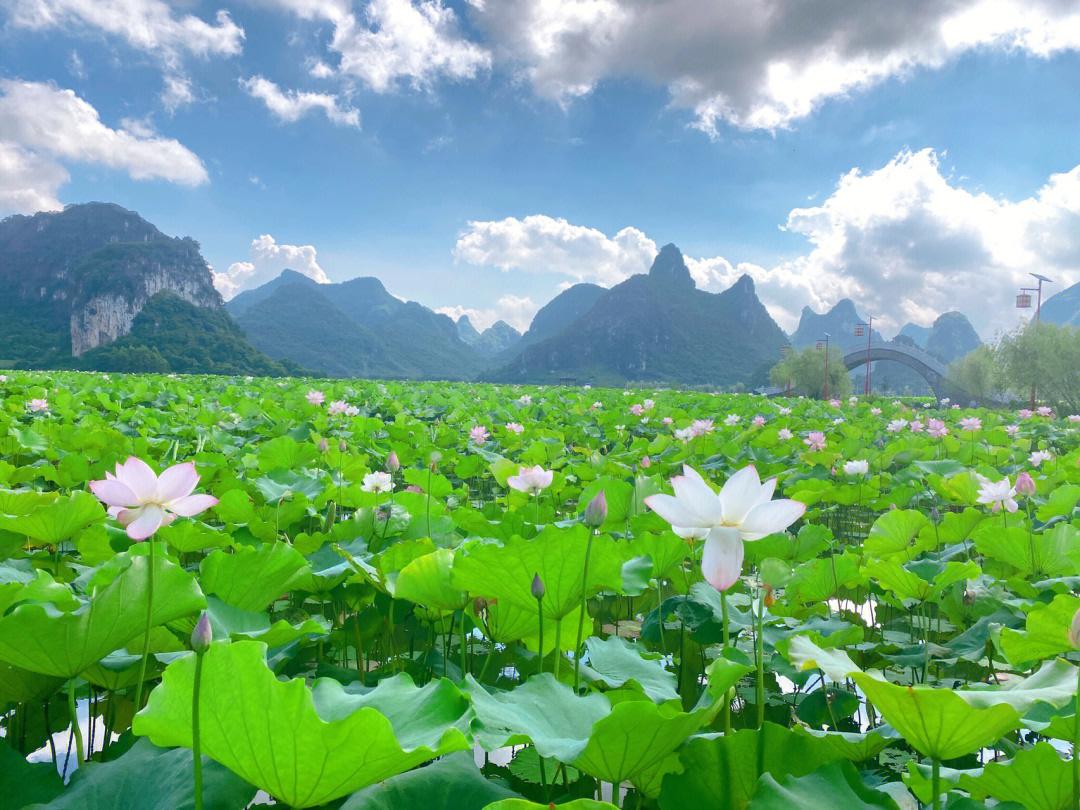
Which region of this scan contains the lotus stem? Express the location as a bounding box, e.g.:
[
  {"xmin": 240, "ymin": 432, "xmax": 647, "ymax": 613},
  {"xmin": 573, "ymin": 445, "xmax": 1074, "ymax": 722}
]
[
  {"xmin": 573, "ymin": 530, "xmax": 595, "ymax": 693},
  {"xmin": 554, "ymin": 616, "xmax": 562, "ymax": 681},
  {"xmin": 721, "ymin": 591, "xmax": 732, "ymax": 733},
  {"xmin": 459, "ymin": 610, "xmax": 468, "ymax": 678},
  {"xmin": 67, "ymin": 680, "xmax": 85, "ymax": 764},
  {"xmin": 1073, "ymin": 660, "xmax": 1080, "ymax": 810},
  {"xmin": 932, "ymin": 757, "xmax": 941, "ymax": 810},
  {"xmin": 536, "ymin": 595, "xmax": 545, "ymax": 676},
  {"xmin": 133, "ymin": 540, "xmax": 156, "ymax": 712},
  {"xmin": 192, "ymin": 651, "xmax": 205, "ymax": 810},
  {"xmin": 755, "ymin": 585, "xmax": 765, "ymax": 729}
]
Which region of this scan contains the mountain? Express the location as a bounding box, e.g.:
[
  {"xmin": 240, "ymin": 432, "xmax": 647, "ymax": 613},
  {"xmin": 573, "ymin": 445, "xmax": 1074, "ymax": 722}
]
[
  {"xmin": 456, "ymin": 316, "xmax": 482, "ymax": 344},
  {"xmin": 230, "ymin": 270, "xmax": 482, "ymax": 379},
  {"xmin": 1041, "ymin": 280, "xmax": 1080, "ymax": 327},
  {"xmin": 486, "ymin": 244, "xmax": 789, "ymax": 387},
  {"xmin": 475, "ymin": 321, "xmax": 522, "ymax": 357},
  {"xmin": 508, "ymin": 283, "xmax": 605, "ymax": 355},
  {"xmin": 79, "ymin": 292, "xmax": 300, "ymax": 376},
  {"xmin": 925, "ymin": 311, "xmax": 981, "ymax": 364},
  {"xmin": 896, "ymin": 322, "xmax": 931, "ymax": 347},
  {"xmin": 790, "ymin": 299, "xmax": 879, "ymax": 353},
  {"xmin": 0, "ymin": 202, "xmax": 279, "ymax": 372}
]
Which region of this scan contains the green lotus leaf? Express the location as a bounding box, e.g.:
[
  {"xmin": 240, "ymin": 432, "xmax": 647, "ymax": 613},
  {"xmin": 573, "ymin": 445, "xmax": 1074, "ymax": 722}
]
[
  {"xmin": 0, "ymin": 488, "xmax": 58, "ymax": 516},
  {"xmin": 0, "ymin": 661, "xmax": 64, "ymax": 709},
  {"xmin": 1036, "ymin": 484, "xmax": 1080, "ymax": 522},
  {"xmin": 253, "ymin": 468, "xmax": 325, "ymax": 502},
  {"xmin": 0, "ymin": 737, "xmax": 64, "ymax": 810},
  {"xmin": 393, "ymin": 548, "xmax": 468, "ymax": 611},
  {"xmin": 0, "ymin": 554, "xmax": 204, "ymax": 678},
  {"xmin": 193, "ymin": 594, "xmax": 328, "ymax": 648},
  {"xmin": 156, "ymin": 520, "xmax": 229, "ymax": 554},
  {"xmin": 658, "ymin": 723, "xmax": 848, "ymax": 810},
  {"xmin": 451, "ymin": 525, "xmax": 625, "ymax": 620},
  {"xmin": 580, "ymin": 635, "xmax": 679, "ymax": 702},
  {"xmin": 790, "ymin": 727, "xmax": 897, "ymax": 762},
  {"xmin": 629, "ymin": 531, "xmax": 690, "ymax": 583},
  {"xmin": 864, "ymin": 509, "xmax": 930, "ymax": 562},
  {"xmin": 787, "ymin": 552, "xmax": 865, "ymax": 604},
  {"xmin": 24, "ymin": 738, "xmax": 257, "ymax": 810},
  {"xmin": 0, "ymin": 560, "xmax": 78, "ymax": 613},
  {"xmin": 199, "ymin": 541, "xmax": 309, "ymax": 611},
  {"xmin": 0, "ymin": 490, "xmax": 105, "ymax": 547},
  {"xmin": 998, "ymin": 593, "xmax": 1080, "ymax": 667},
  {"xmin": 862, "ymin": 558, "xmax": 978, "ymax": 603},
  {"xmin": 577, "ymin": 478, "xmax": 635, "ymax": 528},
  {"xmin": 786, "ymin": 634, "xmax": 860, "ymax": 682},
  {"xmin": 745, "ymin": 760, "xmax": 900, "ymax": 810},
  {"xmin": 975, "ymin": 523, "xmax": 1079, "ymax": 578},
  {"xmin": 957, "ymin": 742, "xmax": 1069, "ymax": 810},
  {"xmin": 337, "ymin": 752, "xmax": 521, "ymax": 810},
  {"xmin": 482, "ymin": 801, "xmax": 617, "ymax": 810},
  {"xmin": 133, "ymin": 640, "xmax": 470, "ymax": 808},
  {"xmin": 256, "ymin": 435, "xmax": 319, "ymax": 472},
  {"xmin": 959, "ymin": 658, "xmax": 1077, "ymax": 713}
]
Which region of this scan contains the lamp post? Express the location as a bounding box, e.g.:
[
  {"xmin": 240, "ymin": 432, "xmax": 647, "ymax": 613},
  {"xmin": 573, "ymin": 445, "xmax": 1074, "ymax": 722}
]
[
  {"xmin": 1017, "ymin": 273, "xmax": 1052, "ymax": 407},
  {"xmin": 781, "ymin": 345, "xmax": 792, "ymax": 396},
  {"xmin": 817, "ymin": 333, "xmax": 831, "ymax": 400},
  {"xmin": 855, "ymin": 317, "xmax": 873, "ymax": 397}
]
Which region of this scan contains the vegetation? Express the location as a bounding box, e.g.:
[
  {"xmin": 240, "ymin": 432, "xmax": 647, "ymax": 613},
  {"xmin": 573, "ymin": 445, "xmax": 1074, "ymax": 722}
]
[
  {"xmin": 997, "ymin": 321, "xmax": 1080, "ymax": 412},
  {"xmin": 769, "ymin": 345, "xmax": 853, "ymax": 399}
]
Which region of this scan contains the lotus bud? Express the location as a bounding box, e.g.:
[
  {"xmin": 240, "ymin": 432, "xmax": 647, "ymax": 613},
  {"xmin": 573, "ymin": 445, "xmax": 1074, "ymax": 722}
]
[
  {"xmin": 318, "ymin": 438, "xmax": 329, "ymax": 453},
  {"xmin": 531, "ymin": 573, "xmax": 545, "ymax": 600},
  {"xmin": 339, "ymin": 439, "xmax": 347, "ymax": 453},
  {"xmin": 1015, "ymin": 471, "xmax": 1036, "ymax": 497},
  {"xmin": 583, "ymin": 490, "xmax": 608, "ymax": 527},
  {"xmin": 386, "ymin": 450, "xmax": 400, "ymax": 473},
  {"xmin": 929, "ymin": 507, "xmax": 940, "ymax": 522},
  {"xmin": 191, "ymin": 611, "xmax": 212, "ymax": 653},
  {"xmin": 1069, "ymin": 608, "xmax": 1080, "ymax": 649}
]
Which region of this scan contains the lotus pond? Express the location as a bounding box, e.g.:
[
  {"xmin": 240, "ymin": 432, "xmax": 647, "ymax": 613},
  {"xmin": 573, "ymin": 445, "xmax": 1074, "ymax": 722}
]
[{"xmin": 2, "ymin": 371, "xmax": 1080, "ymax": 810}]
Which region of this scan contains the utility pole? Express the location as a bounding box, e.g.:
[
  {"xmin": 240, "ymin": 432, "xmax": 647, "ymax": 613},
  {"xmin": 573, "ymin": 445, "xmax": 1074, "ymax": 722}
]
[
  {"xmin": 855, "ymin": 317, "xmax": 873, "ymax": 396},
  {"xmin": 822, "ymin": 333, "xmax": 830, "ymax": 400},
  {"xmin": 1017, "ymin": 273, "xmax": 1052, "ymax": 408}
]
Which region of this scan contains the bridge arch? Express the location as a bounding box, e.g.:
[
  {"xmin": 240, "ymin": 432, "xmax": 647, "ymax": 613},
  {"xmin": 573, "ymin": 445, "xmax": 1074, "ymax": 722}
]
[{"xmin": 842, "ymin": 344, "xmax": 958, "ymax": 402}]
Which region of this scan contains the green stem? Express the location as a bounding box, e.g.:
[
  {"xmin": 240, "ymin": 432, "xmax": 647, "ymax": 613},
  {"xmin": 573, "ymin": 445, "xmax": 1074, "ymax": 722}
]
[
  {"xmin": 574, "ymin": 531, "xmax": 595, "ymax": 693},
  {"xmin": 721, "ymin": 591, "xmax": 732, "ymax": 733},
  {"xmin": 459, "ymin": 611, "xmax": 468, "ymax": 679},
  {"xmin": 1073, "ymin": 662, "xmax": 1080, "ymax": 810},
  {"xmin": 536, "ymin": 595, "xmax": 545, "ymax": 676},
  {"xmin": 932, "ymin": 757, "xmax": 941, "ymax": 810},
  {"xmin": 133, "ymin": 541, "xmax": 156, "ymax": 713},
  {"xmin": 68, "ymin": 680, "xmax": 85, "ymax": 764},
  {"xmin": 193, "ymin": 652, "xmax": 205, "ymax": 810},
  {"xmin": 479, "ymin": 643, "xmax": 496, "ymax": 682},
  {"xmin": 755, "ymin": 586, "xmax": 765, "ymax": 729},
  {"xmin": 554, "ymin": 616, "xmax": 562, "ymax": 681}
]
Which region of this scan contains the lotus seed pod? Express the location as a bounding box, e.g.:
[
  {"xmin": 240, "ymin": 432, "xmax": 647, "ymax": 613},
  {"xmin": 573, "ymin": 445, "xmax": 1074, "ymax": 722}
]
[
  {"xmin": 531, "ymin": 573, "xmax": 545, "ymax": 600},
  {"xmin": 191, "ymin": 611, "xmax": 212, "ymax": 653},
  {"xmin": 583, "ymin": 490, "xmax": 608, "ymax": 527}
]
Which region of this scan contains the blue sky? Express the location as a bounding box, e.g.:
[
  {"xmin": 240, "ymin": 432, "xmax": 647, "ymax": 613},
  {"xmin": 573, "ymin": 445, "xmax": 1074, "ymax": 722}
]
[{"xmin": 2, "ymin": 0, "xmax": 1080, "ymax": 337}]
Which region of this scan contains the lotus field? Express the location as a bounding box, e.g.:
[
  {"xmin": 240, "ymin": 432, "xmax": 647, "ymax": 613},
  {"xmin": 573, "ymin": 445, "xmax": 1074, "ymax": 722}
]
[{"xmin": 5, "ymin": 371, "xmax": 1080, "ymax": 810}]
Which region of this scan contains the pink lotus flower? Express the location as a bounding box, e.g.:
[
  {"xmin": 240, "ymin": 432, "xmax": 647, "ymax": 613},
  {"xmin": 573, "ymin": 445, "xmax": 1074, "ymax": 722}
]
[
  {"xmin": 469, "ymin": 425, "xmax": 489, "ymax": 445},
  {"xmin": 506, "ymin": 422, "xmax": 525, "ymax": 434},
  {"xmin": 870, "ymin": 407, "xmax": 882, "ymax": 415},
  {"xmin": 519, "ymin": 394, "xmax": 532, "ymax": 405},
  {"xmin": 909, "ymin": 420, "xmax": 924, "ymax": 433},
  {"xmin": 1037, "ymin": 406, "xmax": 1054, "ymax": 417},
  {"xmin": 306, "ymin": 390, "xmax": 325, "ymax": 406},
  {"xmin": 1030, "ymin": 450, "xmax": 1052, "ymax": 467},
  {"xmin": 630, "ymin": 404, "xmax": 644, "ymax": 416},
  {"xmin": 1015, "ymin": 471, "xmax": 1036, "ymax": 497},
  {"xmin": 1019, "ymin": 409, "xmax": 1033, "ymax": 420},
  {"xmin": 1005, "ymin": 424, "xmax": 1020, "ymax": 436},
  {"xmin": 803, "ymin": 431, "xmax": 826, "ymax": 451},
  {"xmin": 662, "ymin": 416, "xmax": 673, "ymax": 425},
  {"xmin": 328, "ymin": 400, "xmax": 349, "ymax": 415},
  {"xmin": 951, "ymin": 404, "xmax": 961, "ymax": 410},
  {"xmin": 927, "ymin": 419, "xmax": 948, "ymax": 438},
  {"xmin": 507, "ymin": 464, "xmax": 553, "ymax": 495},
  {"xmin": 752, "ymin": 415, "xmax": 766, "ymax": 427},
  {"xmin": 886, "ymin": 419, "xmax": 907, "ymax": 433},
  {"xmin": 641, "ymin": 456, "xmax": 652, "ymax": 468},
  {"xmin": 959, "ymin": 417, "xmax": 982, "ymax": 432},
  {"xmin": 829, "ymin": 399, "xmax": 841, "ymax": 408},
  {"xmin": 90, "ymin": 458, "xmax": 218, "ymax": 540},
  {"xmin": 28, "ymin": 398, "xmax": 48, "ymax": 413},
  {"xmin": 778, "ymin": 428, "xmax": 793, "ymax": 440},
  {"xmin": 1068, "ymin": 415, "xmax": 1080, "ymax": 424},
  {"xmin": 977, "ymin": 476, "xmax": 1017, "ymax": 513},
  {"xmin": 691, "ymin": 418, "xmax": 714, "ymax": 436}
]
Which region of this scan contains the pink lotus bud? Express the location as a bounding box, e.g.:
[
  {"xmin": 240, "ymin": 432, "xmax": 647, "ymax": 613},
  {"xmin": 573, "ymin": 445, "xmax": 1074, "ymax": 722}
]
[
  {"xmin": 531, "ymin": 573, "xmax": 545, "ymax": 600},
  {"xmin": 191, "ymin": 611, "xmax": 212, "ymax": 653},
  {"xmin": 318, "ymin": 438, "xmax": 329, "ymax": 453},
  {"xmin": 386, "ymin": 451, "xmax": 400, "ymax": 473},
  {"xmin": 1015, "ymin": 471, "xmax": 1036, "ymax": 497},
  {"xmin": 1069, "ymin": 608, "xmax": 1080, "ymax": 649},
  {"xmin": 583, "ymin": 490, "xmax": 608, "ymax": 527},
  {"xmin": 339, "ymin": 440, "xmax": 347, "ymax": 453}
]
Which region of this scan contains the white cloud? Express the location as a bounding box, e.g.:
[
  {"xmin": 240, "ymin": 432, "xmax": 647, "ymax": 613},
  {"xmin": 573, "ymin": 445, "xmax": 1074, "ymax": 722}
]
[
  {"xmin": 265, "ymin": 0, "xmax": 491, "ymax": 91},
  {"xmin": 437, "ymin": 294, "xmax": 538, "ymax": 332},
  {"xmin": 454, "ymin": 149, "xmax": 1080, "ymax": 338},
  {"xmin": 0, "ymin": 79, "xmax": 208, "ymax": 214},
  {"xmin": 5, "ymin": 0, "xmax": 244, "ymax": 67},
  {"xmin": 469, "ymin": 0, "xmax": 1080, "ymax": 132},
  {"xmin": 240, "ymin": 76, "xmax": 361, "ymax": 127},
  {"xmin": 213, "ymin": 234, "xmax": 331, "ymax": 299},
  {"xmin": 161, "ymin": 74, "xmax": 196, "ymax": 111},
  {"xmin": 454, "ymin": 215, "xmax": 656, "ymax": 285}
]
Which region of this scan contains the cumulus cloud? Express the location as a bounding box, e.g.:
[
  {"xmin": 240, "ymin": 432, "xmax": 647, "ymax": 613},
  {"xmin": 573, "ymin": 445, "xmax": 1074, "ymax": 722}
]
[
  {"xmin": 454, "ymin": 149, "xmax": 1080, "ymax": 337},
  {"xmin": 161, "ymin": 75, "xmax": 196, "ymax": 111},
  {"xmin": 213, "ymin": 234, "xmax": 331, "ymax": 299},
  {"xmin": 264, "ymin": 0, "xmax": 491, "ymax": 91},
  {"xmin": 0, "ymin": 79, "xmax": 208, "ymax": 215},
  {"xmin": 469, "ymin": 0, "xmax": 1080, "ymax": 132},
  {"xmin": 5, "ymin": 0, "xmax": 244, "ymax": 67},
  {"xmin": 240, "ymin": 76, "xmax": 360, "ymax": 127},
  {"xmin": 437, "ymin": 294, "xmax": 539, "ymax": 332},
  {"xmin": 454, "ymin": 215, "xmax": 656, "ymax": 285}
]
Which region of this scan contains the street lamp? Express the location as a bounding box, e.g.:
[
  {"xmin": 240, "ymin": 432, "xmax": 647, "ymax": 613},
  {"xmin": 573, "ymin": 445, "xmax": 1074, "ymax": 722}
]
[
  {"xmin": 780, "ymin": 345, "xmax": 792, "ymax": 395},
  {"xmin": 1017, "ymin": 273, "xmax": 1053, "ymax": 407},
  {"xmin": 855, "ymin": 317, "xmax": 873, "ymax": 397},
  {"xmin": 819, "ymin": 333, "xmax": 831, "ymax": 400}
]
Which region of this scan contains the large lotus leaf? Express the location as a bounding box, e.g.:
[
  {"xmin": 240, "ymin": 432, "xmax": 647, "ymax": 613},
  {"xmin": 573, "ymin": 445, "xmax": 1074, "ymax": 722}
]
[
  {"xmin": 0, "ymin": 740, "xmax": 64, "ymax": 810},
  {"xmin": 24, "ymin": 738, "xmax": 257, "ymax": 810},
  {"xmin": 628, "ymin": 531, "xmax": 690, "ymax": 583},
  {"xmin": 196, "ymin": 594, "xmax": 328, "ymax": 648},
  {"xmin": 790, "ymin": 727, "xmax": 897, "ymax": 762},
  {"xmin": 786, "ymin": 552, "xmax": 864, "ymax": 604},
  {"xmin": 862, "ymin": 558, "xmax": 978, "ymax": 603},
  {"xmin": 464, "ymin": 673, "xmax": 610, "ymax": 761},
  {"xmin": 256, "ymin": 435, "xmax": 319, "ymax": 472},
  {"xmin": 975, "ymin": 523, "xmax": 1078, "ymax": 578},
  {"xmin": 998, "ymin": 593, "xmax": 1080, "ymax": 667},
  {"xmin": 156, "ymin": 520, "xmax": 229, "ymax": 554},
  {"xmin": 1036, "ymin": 484, "xmax": 1080, "ymax": 522},
  {"xmin": 658, "ymin": 723, "xmax": 847, "ymax": 810},
  {"xmin": 786, "ymin": 635, "xmax": 861, "ymax": 682},
  {"xmin": 0, "ymin": 661, "xmax": 64, "ymax": 708},
  {"xmin": 745, "ymin": 760, "xmax": 900, "ymax": 810},
  {"xmin": 198, "ymin": 541, "xmax": 309, "ymax": 611},
  {"xmin": 864, "ymin": 509, "xmax": 931, "ymax": 562},
  {"xmin": 133, "ymin": 641, "xmax": 470, "ymax": 809},
  {"xmin": 482, "ymin": 801, "xmax": 617, "ymax": 810},
  {"xmin": 254, "ymin": 468, "xmax": 325, "ymax": 503},
  {"xmin": 393, "ymin": 548, "xmax": 468, "ymax": 611},
  {"xmin": 959, "ymin": 658, "xmax": 1077, "ymax": 713},
  {"xmin": 293, "ymin": 538, "xmax": 369, "ymax": 594},
  {"xmin": 577, "ymin": 479, "xmax": 635, "ymax": 529},
  {"xmin": 451, "ymin": 525, "xmax": 625, "ymax": 620},
  {"xmin": 0, "ymin": 488, "xmax": 58, "ymax": 516},
  {"xmin": 337, "ymin": 752, "xmax": 521, "ymax": 810},
  {"xmin": 580, "ymin": 635, "xmax": 679, "ymax": 702},
  {"xmin": 957, "ymin": 743, "xmax": 1069, "ymax": 810},
  {"xmin": 0, "ymin": 554, "xmax": 205, "ymax": 678},
  {"xmin": 0, "ymin": 490, "xmax": 105, "ymax": 546},
  {"xmin": 0, "ymin": 561, "xmax": 78, "ymax": 613},
  {"xmin": 850, "ymin": 673, "xmax": 1020, "ymax": 760}
]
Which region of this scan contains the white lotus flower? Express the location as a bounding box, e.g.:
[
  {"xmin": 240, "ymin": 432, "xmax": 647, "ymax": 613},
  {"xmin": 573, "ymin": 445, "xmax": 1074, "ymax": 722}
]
[
  {"xmin": 507, "ymin": 465, "xmax": 553, "ymax": 496},
  {"xmin": 644, "ymin": 465, "xmax": 805, "ymax": 591},
  {"xmin": 362, "ymin": 471, "xmax": 394, "ymax": 494},
  {"xmin": 976, "ymin": 476, "xmax": 1017, "ymax": 513},
  {"xmin": 843, "ymin": 459, "xmax": 869, "ymax": 476}
]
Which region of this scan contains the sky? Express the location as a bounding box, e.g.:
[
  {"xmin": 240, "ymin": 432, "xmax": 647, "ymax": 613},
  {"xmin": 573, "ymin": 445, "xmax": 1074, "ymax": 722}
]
[{"xmin": 1, "ymin": 1, "xmax": 1080, "ymax": 339}]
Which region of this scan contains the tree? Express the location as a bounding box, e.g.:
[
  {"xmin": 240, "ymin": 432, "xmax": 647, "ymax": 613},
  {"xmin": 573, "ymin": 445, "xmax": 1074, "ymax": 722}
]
[
  {"xmin": 769, "ymin": 346, "xmax": 852, "ymax": 400},
  {"xmin": 947, "ymin": 345, "xmax": 1004, "ymax": 403},
  {"xmin": 997, "ymin": 321, "xmax": 1080, "ymax": 412}
]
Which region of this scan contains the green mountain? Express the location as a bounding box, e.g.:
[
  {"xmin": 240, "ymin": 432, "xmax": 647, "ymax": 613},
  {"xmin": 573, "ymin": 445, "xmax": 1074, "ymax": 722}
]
[
  {"xmin": 475, "ymin": 321, "xmax": 522, "ymax": 356},
  {"xmin": 1040, "ymin": 280, "xmax": 1080, "ymax": 327},
  {"xmin": 790, "ymin": 299, "xmax": 880, "ymax": 353},
  {"xmin": 456, "ymin": 315, "xmax": 482, "ymax": 344},
  {"xmin": 486, "ymin": 244, "xmax": 789, "ymax": 387},
  {"xmin": 0, "ymin": 202, "xmax": 284, "ymax": 373},
  {"xmin": 896, "ymin": 322, "xmax": 931, "ymax": 347},
  {"xmin": 925, "ymin": 311, "xmax": 981, "ymax": 363}
]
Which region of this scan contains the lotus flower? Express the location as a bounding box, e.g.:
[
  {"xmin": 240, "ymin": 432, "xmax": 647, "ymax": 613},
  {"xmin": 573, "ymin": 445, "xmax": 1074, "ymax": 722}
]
[
  {"xmin": 870, "ymin": 407, "xmax": 882, "ymax": 415},
  {"xmin": 1004, "ymin": 424, "xmax": 1020, "ymax": 436},
  {"xmin": 1037, "ymin": 406, "xmax": 1054, "ymax": 418},
  {"xmin": 724, "ymin": 414, "xmax": 740, "ymax": 426},
  {"xmin": 328, "ymin": 400, "xmax": 349, "ymax": 415},
  {"xmin": 777, "ymin": 428, "xmax": 793, "ymax": 440},
  {"xmin": 630, "ymin": 404, "xmax": 644, "ymax": 416},
  {"xmin": 886, "ymin": 419, "xmax": 907, "ymax": 433},
  {"xmin": 519, "ymin": 394, "xmax": 532, "ymax": 405},
  {"xmin": 306, "ymin": 390, "xmax": 325, "ymax": 406},
  {"xmin": 976, "ymin": 476, "xmax": 1017, "ymax": 513},
  {"xmin": 674, "ymin": 427, "xmax": 694, "ymax": 443},
  {"xmin": 506, "ymin": 422, "xmax": 525, "ymax": 434},
  {"xmin": 1019, "ymin": 409, "xmax": 1033, "ymax": 420},
  {"xmin": 1015, "ymin": 471, "xmax": 1036, "ymax": 497},
  {"xmin": 1030, "ymin": 450, "xmax": 1052, "ymax": 467},
  {"xmin": 644, "ymin": 465, "xmax": 805, "ymax": 591},
  {"xmin": 691, "ymin": 418, "xmax": 714, "ymax": 436},
  {"xmin": 642, "ymin": 399, "xmax": 655, "ymax": 411},
  {"xmin": 778, "ymin": 407, "xmax": 792, "ymax": 415},
  {"xmin": 927, "ymin": 419, "xmax": 948, "ymax": 438},
  {"xmin": 507, "ymin": 465, "xmax": 553, "ymax": 496},
  {"xmin": 469, "ymin": 425, "xmax": 489, "ymax": 445},
  {"xmin": 90, "ymin": 458, "xmax": 218, "ymax": 540},
  {"xmin": 803, "ymin": 431, "xmax": 826, "ymax": 451},
  {"xmin": 28, "ymin": 398, "xmax": 48, "ymax": 412},
  {"xmin": 959, "ymin": 417, "xmax": 982, "ymax": 432},
  {"xmin": 752, "ymin": 415, "xmax": 766, "ymax": 427},
  {"xmin": 843, "ymin": 459, "xmax": 869, "ymax": 476},
  {"xmin": 361, "ymin": 471, "xmax": 394, "ymax": 493},
  {"xmin": 1068, "ymin": 415, "xmax": 1080, "ymax": 424}
]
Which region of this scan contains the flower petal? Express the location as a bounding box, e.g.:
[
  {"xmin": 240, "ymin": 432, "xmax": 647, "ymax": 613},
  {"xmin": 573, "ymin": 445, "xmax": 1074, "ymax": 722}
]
[
  {"xmin": 644, "ymin": 493, "xmax": 707, "ymax": 528},
  {"xmin": 156, "ymin": 462, "xmax": 199, "ymax": 503},
  {"xmin": 719, "ymin": 465, "xmax": 763, "ymax": 525},
  {"xmin": 166, "ymin": 494, "xmax": 219, "ymax": 518},
  {"xmin": 89, "ymin": 477, "xmax": 139, "ymax": 508},
  {"xmin": 739, "ymin": 499, "xmax": 806, "ymax": 541},
  {"xmin": 701, "ymin": 527, "xmax": 743, "ymax": 591},
  {"xmin": 117, "ymin": 457, "xmax": 157, "ymax": 503},
  {"xmin": 124, "ymin": 504, "xmax": 164, "ymax": 541},
  {"xmin": 671, "ymin": 470, "xmax": 723, "ymax": 525}
]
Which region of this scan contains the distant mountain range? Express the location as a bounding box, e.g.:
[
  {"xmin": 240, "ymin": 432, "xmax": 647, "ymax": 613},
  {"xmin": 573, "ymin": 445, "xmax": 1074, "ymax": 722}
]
[
  {"xmin": 1041, "ymin": 279, "xmax": 1080, "ymax": 327},
  {"xmin": 0, "ymin": 202, "xmax": 994, "ymax": 388}
]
